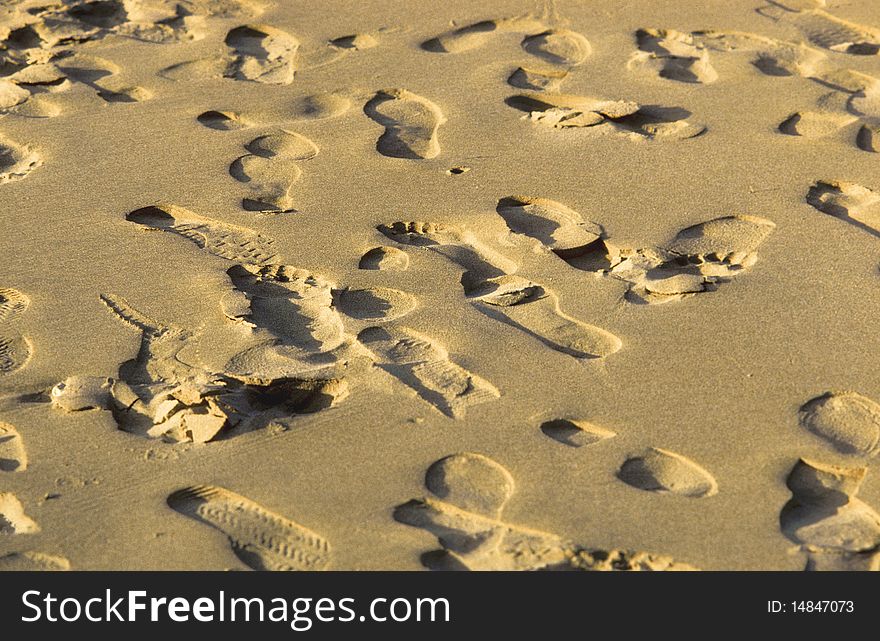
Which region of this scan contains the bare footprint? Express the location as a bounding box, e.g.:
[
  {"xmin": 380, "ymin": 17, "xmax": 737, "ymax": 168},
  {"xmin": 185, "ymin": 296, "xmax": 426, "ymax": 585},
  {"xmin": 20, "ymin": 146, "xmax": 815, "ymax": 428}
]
[
  {"xmin": 857, "ymin": 123, "xmax": 880, "ymax": 152},
  {"xmin": 357, "ymin": 326, "xmax": 499, "ymax": 418},
  {"xmin": 246, "ymin": 131, "xmax": 318, "ymax": 160},
  {"xmin": 358, "ymin": 246, "xmax": 410, "ymax": 271},
  {"xmin": 521, "ymin": 29, "xmax": 592, "ymax": 66},
  {"xmin": 507, "ymin": 65, "xmax": 569, "ymax": 91},
  {"xmin": 224, "ymin": 24, "xmax": 299, "ymax": 84},
  {"xmin": 0, "ymin": 288, "xmax": 32, "ymax": 375},
  {"xmin": 621, "ymin": 215, "xmax": 776, "ymax": 304},
  {"xmin": 540, "ymin": 418, "xmax": 616, "ymax": 447},
  {"xmin": 395, "ymin": 453, "xmax": 696, "ymax": 570},
  {"xmin": 497, "ymin": 196, "xmax": 604, "ymax": 257},
  {"xmin": 420, "ymin": 16, "xmax": 545, "ymax": 53},
  {"xmin": 498, "ymin": 197, "xmax": 774, "ymax": 304},
  {"xmin": 197, "ymin": 110, "xmax": 250, "ymax": 130},
  {"xmin": 630, "ymin": 28, "xmax": 717, "ymax": 84},
  {"xmin": 126, "ymin": 204, "xmax": 280, "ymax": 264},
  {"xmin": 506, "ymin": 94, "xmax": 705, "ymax": 140},
  {"xmin": 0, "ymin": 135, "xmax": 42, "ymax": 183},
  {"xmin": 422, "ymin": 20, "xmax": 500, "ymax": 53},
  {"xmin": 168, "ymin": 485, "xmax": 331, "ymax": 570},
  {"xmin": 378, "ymin": 221, "xmax": 619, "ymax": 359},
  {"xmin": 617, "ymin": 448, "xmax": 718, "ymax": 498},
  {"xmin": 689, "ymin": 29, "xmax": 826, "ymax": 78},
  {"xmin": 364, "ymin": 89, "xmax": 446, "ymax": 159},
  {"xmin": 468, "ymin": 275, "xmax": 622, "ymax": 359},
  {"xmin": 780, "ymin": 458, "xmax": 880, "ymax": 569},
  {"xmin": 230, "ymin": 130, "xmax": 317, "ymax": 212},
  {"xmin": 334, "ymin": 287, "xmax": 418, "ymax": 323},
  {"xmin": 378, "ymin": 221, "xmax": 517, "ymax": 283},
  {"xmin": 0, "ymin": 492, "xmax": 39, "ymax": 534},
  {"xmin": 230, "ymin": 154, "xmax": 301, "ymax": 212},
  {"xmin": 0, "ymin": 422, "xmax": 27, "ymax": 471},
  {"xmin": 758, "ymin": 1, "xmax": 880, "ymax": 55},
  {"xmin": 806, "ymin": 180, "xmax": 880, "ymax": 238},
  {"xmin": 330, "ymin": 33, "xmax": 377, "ymax": 50},
  {"xmin": 287, "ymin": 93, "xmax": 352, "ymax": 121},
  {"xmin": 778, "ymin": 109, "xmax": 858, "ymax": 137},
  {"xmin": 0, "ymin": 551, "xmax": 70, "ymax": 571},
  {"xmin": 95, "ymin": 80, "xmax": 152, "ymax": 103},
  {"xmin": 799, "ymin": 392, "xmax": 880, "ymax": 457}
]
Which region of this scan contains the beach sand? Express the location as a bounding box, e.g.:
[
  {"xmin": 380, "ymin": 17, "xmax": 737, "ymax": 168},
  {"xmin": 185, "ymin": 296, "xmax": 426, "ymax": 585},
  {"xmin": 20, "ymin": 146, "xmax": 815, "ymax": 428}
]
[{"xmin": 1, "ymin": 0, "xmax": 880, "ymax": 571}]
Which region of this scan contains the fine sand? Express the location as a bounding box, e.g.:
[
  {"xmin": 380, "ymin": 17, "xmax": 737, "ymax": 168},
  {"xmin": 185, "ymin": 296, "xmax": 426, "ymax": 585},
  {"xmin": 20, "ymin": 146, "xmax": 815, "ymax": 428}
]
[{"xmin": 1, "ymin": 0, "xmax": 880, "ymax": 571}]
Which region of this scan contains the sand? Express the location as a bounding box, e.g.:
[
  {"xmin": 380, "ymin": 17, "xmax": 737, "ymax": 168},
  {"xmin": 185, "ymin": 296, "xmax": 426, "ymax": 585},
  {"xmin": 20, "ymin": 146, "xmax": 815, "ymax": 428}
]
[{"xmin": 1, "ymin": 0, "xmax": 879, "ymax": 571}]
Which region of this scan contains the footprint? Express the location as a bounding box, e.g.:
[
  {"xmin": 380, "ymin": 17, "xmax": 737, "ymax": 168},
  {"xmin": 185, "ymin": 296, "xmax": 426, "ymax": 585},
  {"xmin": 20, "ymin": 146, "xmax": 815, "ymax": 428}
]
[
  {"xmin": 521, "ymin": 29, "xmax": 592, "ymax": 66},
  {"xmin": 758, "ymin": 2, "xmax": 880, "ymax": 55},
  {"xmin": 50, "ymin": 375, "xmax": 116, "ymax": 412},
  {"xmin": 246, "ymin": 131, "xmax": 318, "ymax": 160},
  {"xmin": 778, "ymin": 109, "xmax": 857, "ymax": 137},
  {"xmin": 499, "ymin": 197, "xmax": 774, "ymax": 304},
  {"xmin": 0, "ymin": 288, "xmax": 32, "ymax": 375},
  {"xmin": 197, "ymin": 110, "xmax": 250, "ymax": 130},
  {"xmin": 330, "ymin": 33, "xmax": 377, "ymax": 50},
  {"xmin": 358, "ymin": 246, "xmax": 410, "ymax": 271},
  {"xmin": 334, "ymin": 287, "xmax": 418, "ymax": 323},
  {"xmin": 425, "ymin": 453, "xmax": 515, "ymax": 518},
  {"xmin": 780, "ymin": 458, "xmax": 880, "ymax": 569},
  {"xmin": 507, "ymin": 65, "xmax": 568, "ymax": 91},
  {"xmin": 663, "ymin": 214, "xmax": 777, "ymax": 262},
  {"xmin": 224, "ymin": 24, "xmax": 299, "ymax": 84},
  {"xmin": 395, "ymin": 453, "xmax": 696, "ymax": 570},
  {"xmin": 0, "ymin": 551, "xmax": 70, "ymax": 571},
  {"xmin": 364, "ymin": 89, "xmax": 446, "ymax": 159},
  {"xmin": 12, "ymin": 95, "xmax": 62, "ymax": 118},
  {"xmin": 95, "ymin": 81, "xmax": 152, "ymax": 103},
  {"xmin": 52, "ymin": 53, "xmax": 151, "ymax": 103},
  {"xmin": 806, "ymin": 180, "xmax": 880, "ymax": 238},
  {"xmin": 617, "ymin": 448, "xmax": 718, "ymax": 498},
  {"xmin": 231, "ymin": 130, "xmax": 318, "ymax": 212},
  {"xmin": 469, "ymin": 275, "xmax": 622, "ymax": 359},
  {"xmin": 422, "ymin": 20, "xmax": 501, "ymax": 53},
  {"xmin": 0, "ymin": 287, "xmax": 29, "ymax": 325},
  {"xmin": 0, "ymin": 422, "xmax": 27, "ymax": 471},
  {"xmin": 379, "ymin": 221, "xmax": 618, "ymax": 358},
  {"xmin": 159, "ymin": 57, "xmax": 230, "ymax": 82},
  {"xmin": 0, "ymin": 136, "xmax": 42, "ymax": 184},
  {"xmin": 630, "ymin": 28, "xmax": 717, "ymax": 84},
  {"xmin": 168, "ymin": 485, "xmax": 331, "ymax": 571},
  {"xmin": 0, "ymin": 492, "xmax": 39, "ymax": 534},
  {"xmin": 223, "ymin": 264, "xmax": 346, "ymax": 354},
  {"xmin": 421, "ymin": 16, "xmax": 545, "ymax": 53},
  {"xmin": 539, "ymin": 418, "xmax": 616, "ymax": 447},
  {"xmin": 506, "ymin": 93, "xmax": 705, "ymax": 140},
  {"xmin": 126, "ymin": 204, "xmax": 281, "ymax": 264},
  {"xmin": 357, "ymin": 326, "xmax": 499, "ymax": 418},
  {"xmin": 377, "ymin": 221, "xmax": 518, "ymax": 284},
  {"xmin": 689, "ymin": 29, "xmax": 826, "ymax": 78},
  {"xmin": 857, "ymin": 123, "xmax": 880, "ymax": 152},
  {"xmin": 230, "ymin": 154, "xmax": 301, "ymax": 212},
  {"xmin": 58, "ymin": 294, "xmax": 350, "ymax": 442},
  {"xmin": 497, "ymin": 196, "xmax": 604, "ymax": 257},
  {"xmin": 799, "ymin": 392, "xmax": 880, "ymax": 457},
  {"xmin": 623, "ymin": 215, "xmax": 776, "ymax": 304},
  {"xmin": 0, "ymin": 79, "xmax": 31, "ymax": 111},
  {"xmin": 6, "ymin": 0, "xmax": 240, "ymax": 51},
  {"xmin": 287, "ymin": 93, "xmax": 351, "ymax": 121}
]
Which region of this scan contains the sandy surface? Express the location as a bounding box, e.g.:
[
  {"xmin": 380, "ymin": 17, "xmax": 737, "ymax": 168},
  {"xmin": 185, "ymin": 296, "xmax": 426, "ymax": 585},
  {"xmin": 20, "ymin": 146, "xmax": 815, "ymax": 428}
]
[{"xmin": 1, "ymin": 0, "xmax": 880, "ymax": 571}]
